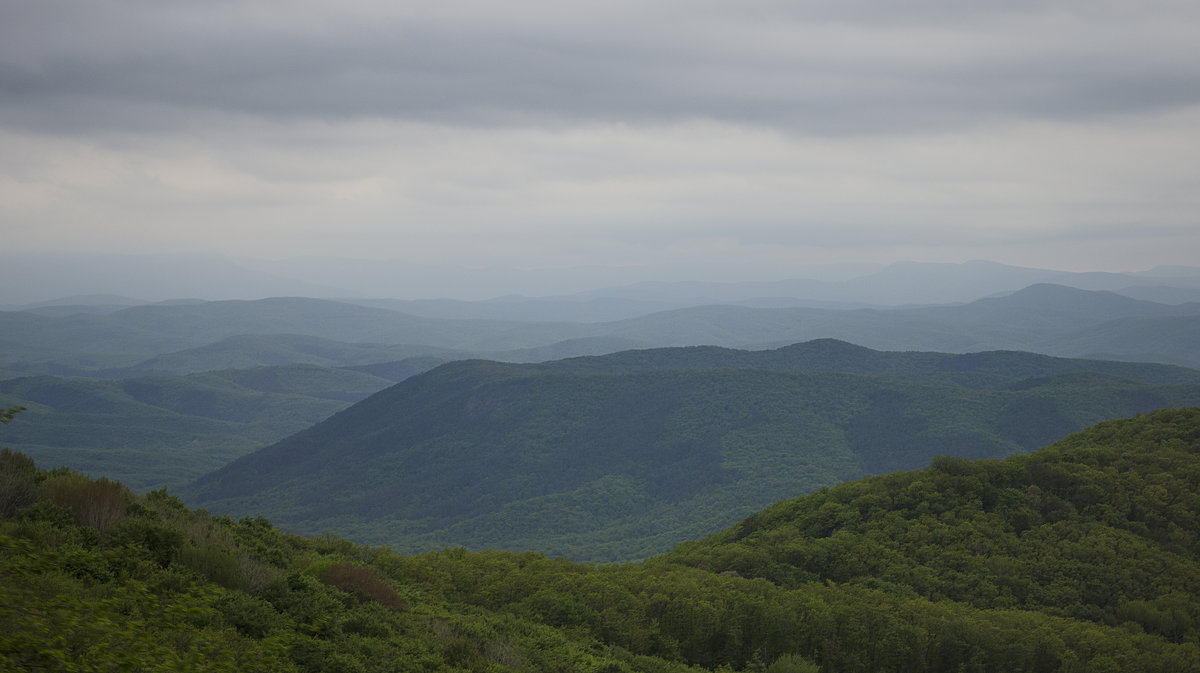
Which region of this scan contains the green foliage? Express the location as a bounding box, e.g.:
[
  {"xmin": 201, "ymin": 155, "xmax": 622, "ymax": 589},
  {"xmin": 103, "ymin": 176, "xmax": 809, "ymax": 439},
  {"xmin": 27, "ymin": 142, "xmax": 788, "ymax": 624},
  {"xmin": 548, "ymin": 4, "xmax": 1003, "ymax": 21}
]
[
  {"xmin": 0, "ymin": 447, "xmax": 41, "ymax": 517},
  {"xmin": 666, "ymin": 408, "xmax": 1200, "ymax": 645},
  {"xmin": 5, "ymin": 412, "xmax": 1200, "ymax": 671},
  {"xmin": 1, "ymin": 405, "xmax": 23, "ymax": 423},
  {"xmin": 44, "ymin": 472, "xmax": 129, "ymax": 534},
  {"xmin": 103, "ymin": 515, "xmax": 185, "ymax": 566},
  {"xmin": 763, "ymin": 653, "xmax": 819, "ymax": 673},
  {"xmin": 318, "ymin": 562, "xmax": 407, "ymax": 610}
]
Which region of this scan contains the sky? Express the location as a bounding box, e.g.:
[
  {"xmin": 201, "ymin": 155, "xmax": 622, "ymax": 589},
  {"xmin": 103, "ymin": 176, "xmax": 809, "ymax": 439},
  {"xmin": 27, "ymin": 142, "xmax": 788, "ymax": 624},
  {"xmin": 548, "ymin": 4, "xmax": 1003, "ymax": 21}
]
[{"xmin": 2, "ymin": 0, "xmax": 1200, "ymax": 278}]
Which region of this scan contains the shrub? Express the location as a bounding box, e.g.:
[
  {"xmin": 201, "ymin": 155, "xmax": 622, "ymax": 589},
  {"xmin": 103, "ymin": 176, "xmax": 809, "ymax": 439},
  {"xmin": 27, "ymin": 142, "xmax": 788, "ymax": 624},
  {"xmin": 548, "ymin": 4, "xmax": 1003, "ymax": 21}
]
[
  {"xmin": 177, "ymin": 542, "xmax": 246, "ymax": 590},
  {"xmin": 217, "ymin": 592, "xmax": 289, "ymax": 639},
  {"xmin": 766, "ymin": 653, "xmax": 820, "ymax": 673},
  {"xmin": 0, "ymin": 449, "xmax": 41, "ymax": 517},
  {"xmin": 45, "ymin": 473, "xmax": 128, "ymax": 534},
  {"xmin": 318, "ymin": 562, "xmax": 407, "ymax": 611},
  {"xmin": 103, "ymin": 517, "xmax": 184, "ymax": 567}
]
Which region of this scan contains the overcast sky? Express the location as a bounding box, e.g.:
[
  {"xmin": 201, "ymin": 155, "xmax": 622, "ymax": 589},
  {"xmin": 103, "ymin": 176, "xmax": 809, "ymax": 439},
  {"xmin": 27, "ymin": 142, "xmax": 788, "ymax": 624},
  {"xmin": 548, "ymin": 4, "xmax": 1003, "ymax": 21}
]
[{"xmin": 2, "ymin": 0, "xmax": 1199, "ymax": 276}]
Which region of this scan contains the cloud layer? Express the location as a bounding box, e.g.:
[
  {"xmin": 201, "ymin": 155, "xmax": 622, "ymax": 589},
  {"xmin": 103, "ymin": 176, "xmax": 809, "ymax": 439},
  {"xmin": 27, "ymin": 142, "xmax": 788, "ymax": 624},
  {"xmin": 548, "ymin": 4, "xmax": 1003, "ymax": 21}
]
[{"xmin": 2, "ymin": 0, "xmax": 1198, "ymax": 274}]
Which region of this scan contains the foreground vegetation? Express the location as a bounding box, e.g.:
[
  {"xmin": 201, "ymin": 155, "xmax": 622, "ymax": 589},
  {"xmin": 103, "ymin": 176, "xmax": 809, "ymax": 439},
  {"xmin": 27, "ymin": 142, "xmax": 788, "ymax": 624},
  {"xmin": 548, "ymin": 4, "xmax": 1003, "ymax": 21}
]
[{"xmin": 4, "ymin": 408, "xmax": 1200, "ymax": 671}]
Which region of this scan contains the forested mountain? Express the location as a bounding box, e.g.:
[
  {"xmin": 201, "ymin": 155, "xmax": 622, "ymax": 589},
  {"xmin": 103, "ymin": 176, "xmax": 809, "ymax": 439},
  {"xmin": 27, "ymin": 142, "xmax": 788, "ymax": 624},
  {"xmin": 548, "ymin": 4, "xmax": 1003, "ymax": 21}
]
[
  {"xmin": 105, "ymin": 334, "xmax": 457, "ymax": 378},
  {"xmin": 0, "ymin": 295, "xmax": 585, "ymax": 374},
  {"xmin": 540, "ymin": 338, "xmax": 1200, "ymax": 383},
  {"xmin": 665, "ymin": 407, "xmax": 1200, "ymax": 646},
  {"xmin": 4, "ymin": 409, "xmax": 1200, "ymax": 671},
  {"xmin": 0, "ymin": 365, "xmax": 398, "ymax": 490},
  {"xmin": 185, "ymin": 342, "xmax": 1200, "ymax": 561},
  {"xmin": 1046, "ymin": 314, "xmax": 1200, "ymax": 369}
]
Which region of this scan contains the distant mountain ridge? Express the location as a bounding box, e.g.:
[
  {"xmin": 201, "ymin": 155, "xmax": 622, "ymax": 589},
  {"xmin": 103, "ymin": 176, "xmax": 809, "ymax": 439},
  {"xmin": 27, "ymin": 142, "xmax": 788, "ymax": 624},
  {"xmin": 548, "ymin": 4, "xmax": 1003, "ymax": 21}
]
[
  {"xmin": 184, "ymin": 341, "xmax": 1200, "ymax": 561},
  {"xmin": 5, "ymin": 280, "xmax": 1200, "ymax": 380},
  {"xmin": 570, "ymin": 260, "xmax": 1200, "ymax": 309},
  {"xmin": 5, "ymin": 255, "xmax": 1200, "ymax": 308}
]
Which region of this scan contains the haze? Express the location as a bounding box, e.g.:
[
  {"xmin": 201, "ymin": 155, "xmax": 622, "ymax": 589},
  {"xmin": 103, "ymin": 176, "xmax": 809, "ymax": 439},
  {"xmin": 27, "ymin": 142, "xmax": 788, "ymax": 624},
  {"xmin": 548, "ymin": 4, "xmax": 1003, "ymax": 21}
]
[{"xmin": 2, "ymin": 1, "xmax": 1199, "ymax": 299}]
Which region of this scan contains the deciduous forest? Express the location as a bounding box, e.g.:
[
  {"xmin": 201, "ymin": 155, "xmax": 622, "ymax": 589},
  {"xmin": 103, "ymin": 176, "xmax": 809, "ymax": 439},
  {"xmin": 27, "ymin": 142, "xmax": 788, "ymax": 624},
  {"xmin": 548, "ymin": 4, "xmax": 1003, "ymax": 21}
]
[{"xmin": 4, "ymin": 408, "xmax": 1200, "ymax": 672}]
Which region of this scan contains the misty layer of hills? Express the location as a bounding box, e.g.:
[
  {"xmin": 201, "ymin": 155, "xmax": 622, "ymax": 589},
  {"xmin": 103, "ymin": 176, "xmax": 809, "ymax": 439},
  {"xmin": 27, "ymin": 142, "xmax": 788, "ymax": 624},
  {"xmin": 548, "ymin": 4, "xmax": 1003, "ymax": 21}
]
[
  {"xmin": 5, "ymin": 256, "xmax": 1200, "ymax": 308},
  {"xmin": 3, "ymin": 280, "xmax": 1200, "ymax": 384},
  {"xmin": 2, "ymin": 259, "xmax": 1199, "ymax": 558},
  {"xmin": 0, "ymin": 260, "xmax": 1195, "ymax": 496}
]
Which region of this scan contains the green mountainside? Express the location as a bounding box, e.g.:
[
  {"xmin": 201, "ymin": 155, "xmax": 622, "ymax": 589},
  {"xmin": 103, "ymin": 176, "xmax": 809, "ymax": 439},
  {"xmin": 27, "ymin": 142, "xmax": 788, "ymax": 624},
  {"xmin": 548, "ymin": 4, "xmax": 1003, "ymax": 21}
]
[
  {"xmin": 4, "ymin": 409, "xmax": 1200, "ymax": 671},
  {"xmin": 664, "ymin": 407, "xmax": 1200, "ymax": 644},
  {"xmin": 541, "ymin": 338, "xmax": 1200, "ymax": 383},
  {"xmin": 0, "ymin": 365, "xmax": 397, "ymax": 491},
  {"xmin": 185, "ymin": 342, "xmax": 1200, "ymax": 561},
  {"xmin": 1047, "ymin": 314, "xmax": 1200, "ymax": 369}
]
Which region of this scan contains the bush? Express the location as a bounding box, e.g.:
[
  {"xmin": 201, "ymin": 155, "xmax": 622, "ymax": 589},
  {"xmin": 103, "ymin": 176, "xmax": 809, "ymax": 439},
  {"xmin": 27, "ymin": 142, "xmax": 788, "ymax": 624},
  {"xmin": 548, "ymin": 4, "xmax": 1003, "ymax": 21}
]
[
  {"xmin": 765, "ymin": 653, "xmax": 820, "ymax": 673},
  {"xmin": 0, "ymin": 449, "xmax": 42, "ymax": 518},
  {"xmin": 103, "ymin": 516, "xmax": 184, "ymax": 567},
  {"xmin": 318, "ymin": 562, "xmax": 407, "ymax": 611},
  {"xmin": 45, "ymin": 473, "xmax": 128, "ymax": 534},
  {"xmin": 177, "ymin": 542, "xmax": 246, "ymax": 590},
  {"xmin": 217, "ymin": 592, "xmax": 289, "ymax": 639}
]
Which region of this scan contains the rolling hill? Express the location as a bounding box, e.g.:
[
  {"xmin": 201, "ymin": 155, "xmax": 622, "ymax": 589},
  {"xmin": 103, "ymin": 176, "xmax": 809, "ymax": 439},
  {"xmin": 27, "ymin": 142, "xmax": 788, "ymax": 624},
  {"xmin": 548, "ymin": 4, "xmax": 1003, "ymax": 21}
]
[
  {"xmin": 102, "ymin": 333, "xmax": 460, "ymax": 378},
  {"xmin": 664, "ymin": 407, "xmax": 1200, "ymax": 646},
  {"xmin": 0, "ymin": 364, "xmax": 397, "ymax": 490},
  {"xmin": 184, "ymin": 341, "xmax": 1200, "ymax": 561},
  {"xmin": 5, "ymin": 283, "xmax": 1200, "ymax": 379}
]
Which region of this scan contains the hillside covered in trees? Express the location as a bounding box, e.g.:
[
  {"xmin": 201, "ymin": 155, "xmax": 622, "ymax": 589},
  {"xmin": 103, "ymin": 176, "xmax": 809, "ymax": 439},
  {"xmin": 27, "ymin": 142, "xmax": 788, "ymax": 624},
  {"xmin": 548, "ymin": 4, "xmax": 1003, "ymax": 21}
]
[
  {"xmin": 0, "ymin": 363, "xmax": 409, "ymax": 491},
  {"xmin": 185, "ymin": 341, "xmax": 1200, "ymax": 560},
  {"xmin": 4, "ymin": 408, "xmax": 1200, "ymax": 671}
]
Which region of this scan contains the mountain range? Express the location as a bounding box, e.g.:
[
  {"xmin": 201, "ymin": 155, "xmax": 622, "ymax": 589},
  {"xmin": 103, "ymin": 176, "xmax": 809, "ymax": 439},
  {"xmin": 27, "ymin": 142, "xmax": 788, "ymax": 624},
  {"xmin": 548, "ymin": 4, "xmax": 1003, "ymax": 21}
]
[
  {"xmin": 3, "ymin": 283, "xmax": 1199, "ymax": 383},
  {"xmin": 4, "ymin": 256, "xmax": 1200, "ymax": 307},
  {"xmin": 6, "ymin": 257, "xmax": 1200, "ymax": 670}
]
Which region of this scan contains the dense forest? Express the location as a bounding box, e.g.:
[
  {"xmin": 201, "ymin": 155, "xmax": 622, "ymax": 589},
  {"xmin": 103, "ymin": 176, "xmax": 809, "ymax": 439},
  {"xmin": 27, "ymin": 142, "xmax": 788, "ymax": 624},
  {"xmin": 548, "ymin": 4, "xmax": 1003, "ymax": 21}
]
[
  {"xmin": 4, "ymin": 407, "xmax": 1200, "ymax": 671},
  {"xmin": 185, "ymin": 342, "xmax": 1200, "ymax": 561}
]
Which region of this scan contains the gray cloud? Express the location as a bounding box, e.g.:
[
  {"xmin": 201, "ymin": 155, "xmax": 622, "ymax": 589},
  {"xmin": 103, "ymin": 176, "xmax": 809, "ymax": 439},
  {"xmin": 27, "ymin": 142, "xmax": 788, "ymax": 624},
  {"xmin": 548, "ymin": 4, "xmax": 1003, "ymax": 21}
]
[
  {"xmin": 4, "ymin": 1, "xmax": 1199, "ymax": 135},
  {"xmin": 2, "ymin": 0, "xmax": 1199, "ymax": 279}
]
